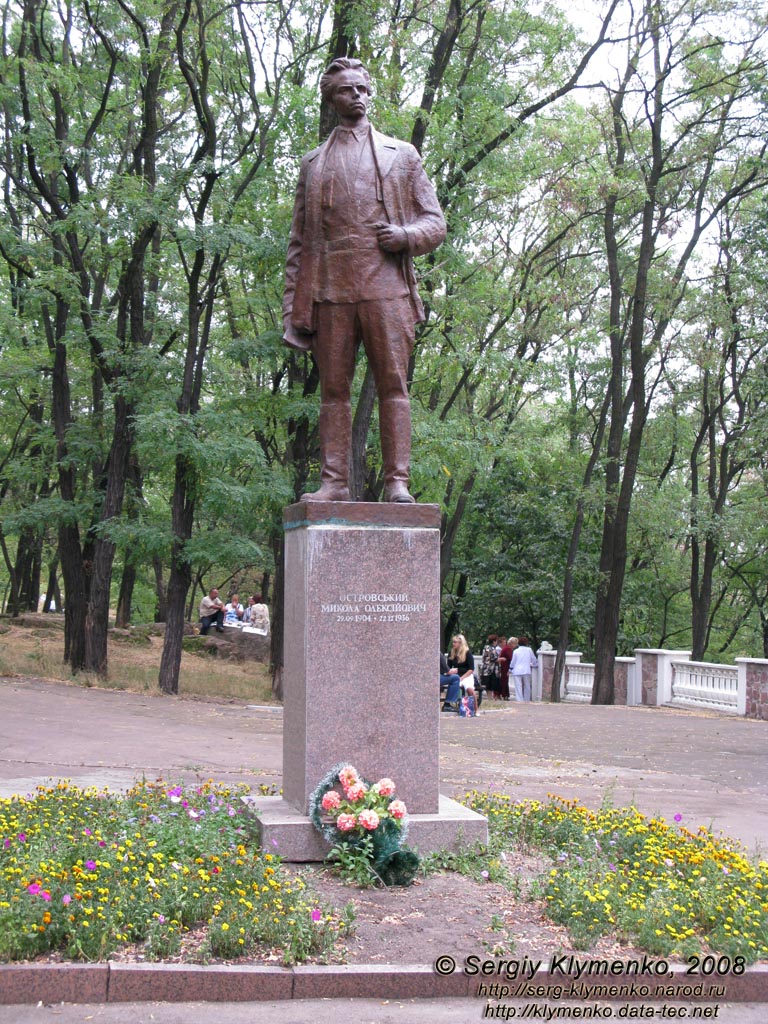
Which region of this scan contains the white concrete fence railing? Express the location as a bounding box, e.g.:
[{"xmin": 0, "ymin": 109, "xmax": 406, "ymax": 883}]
[
  {"xmin": 534, "ymin": 646, "xmax": 768, "ymax": 719},
  {"xmin": 669, "ymin": 659, "xmax": 740, "ymax": 714}
]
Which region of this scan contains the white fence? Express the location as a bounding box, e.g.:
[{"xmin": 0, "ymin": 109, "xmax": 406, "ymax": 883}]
[
  {"xmin": 564, "ymin": 663, "xmax": 594, "ymax": 703},
  {"xmin": 547, "ymin": 647, "xmax": 752, "ymax": 716},
  {"xmin": 670, "ymin": 659, "xmax": 740, "ymax": 714}
]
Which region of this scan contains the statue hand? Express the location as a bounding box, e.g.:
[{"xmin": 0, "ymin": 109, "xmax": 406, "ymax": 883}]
[{"xmin": 375, "ymin": 222, "xmax": 408, "ymax": 252}]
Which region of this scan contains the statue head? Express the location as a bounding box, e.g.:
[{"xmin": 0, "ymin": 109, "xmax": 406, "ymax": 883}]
[{"xmin": 319, "ymin": 58, "xmax": 372, "ymax": 105}]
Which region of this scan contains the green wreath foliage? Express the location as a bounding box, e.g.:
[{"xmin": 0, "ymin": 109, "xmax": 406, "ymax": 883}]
[{"xmin": 308, "ymin": 763, "xmax": 420, "ymax": 887}]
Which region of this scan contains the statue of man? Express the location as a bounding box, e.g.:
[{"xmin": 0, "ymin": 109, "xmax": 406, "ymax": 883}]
[{"xmin": 283, "ymin": 58, "xmax": 447, "ymax": 503}]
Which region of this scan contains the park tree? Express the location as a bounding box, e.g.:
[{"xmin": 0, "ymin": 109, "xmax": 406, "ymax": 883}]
[
  {"xmin": 0, "ymin": 0, "xmax": 186, "ymax": 673},
  {"xmin": 586, "ymin": 0, "xmax": 768, "ymax": 703}
]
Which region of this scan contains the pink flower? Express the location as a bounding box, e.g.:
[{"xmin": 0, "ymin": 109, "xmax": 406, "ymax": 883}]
[
  {"xmin": 336, "ymin": 813, "xmax": 357, "ymax": 832},
  {"xmin": 27, "ymin": 882, "xmax": 41, "ymax": 896},
  {"xmin": 85, "ymin": 859, "xmax": 96, "ymax": 871},
  {"xmin": 345, "ymin": 781, "xmax": 367, "ymax": 802},
  {"xmin": 311, "ymin": 908, "xmax": 323, "ymax": 923},
  {"xmin": 321, "ymin": 791, "xmax": 342, "ymax": 812},
  {"xmin": 338, "ymin": 766, "xmax": 359, "ymax": 789},
  {"xmin": 62, "ymin": 894, "xmax": 72, "ymax": 905},
  {"xmin": 358, "ymin": 809, "xmax": 380, "ymax": 831},
  {"xmin": 375, "ymin": 778, "xmax": 396, "ymax": 797},
  {"xmin": 388, "ymin": 800, "xmax": 407, "ymax": 820}
]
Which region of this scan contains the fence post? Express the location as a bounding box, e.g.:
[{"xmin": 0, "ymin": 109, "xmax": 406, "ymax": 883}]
[
  {"xmin": 735, "ymin": 658, "xmax": 768, "ymax": 720},
  {"xmin": 537, "ymin": 648, "xmax": 556, "ymax": 701},
  {"xmin": 635, "ymin": 649, "xmax": 691, "ymax": 706},
  {"xmin": 614, "ymin": 657, "xmax": 636, "ymax": 706}
]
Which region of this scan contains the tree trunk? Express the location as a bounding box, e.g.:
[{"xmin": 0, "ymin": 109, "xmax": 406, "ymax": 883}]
[
  {"xmin": 159, "ymin": 558, "xmax": 189, "ymax": 696},
  {"xmin": 153, "ymin": 555, "xmax": 168, "ymax": 622},
  {"xmin": 59, "ymin": 523, "xmax": 88, "ymax": 669},
  {"xmin": 552, "ymin": 388, "xmax": 611, "ymax": 700},
  {"xmin": 159, "ymin": 459, "xmax": 195, "ymax": 695},
  {"xmin": 115, "ymin": 562, "xmax": 136, "ymax": 628},
  {"xmin": 12, "ymin": 525, "xmax": 43, "ymax": 613},
  {"xmin": 43, "ymin": 558, "xmax": 61, "ymax": 612},
  {"xmin": 84, "ymin": 396, "xmax": 134, "ymax": 676}
]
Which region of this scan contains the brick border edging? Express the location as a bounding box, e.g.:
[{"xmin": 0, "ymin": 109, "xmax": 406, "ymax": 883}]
[{"xmin": 1, "ymin": 963, "xmax": 767, "ymax": 1004}]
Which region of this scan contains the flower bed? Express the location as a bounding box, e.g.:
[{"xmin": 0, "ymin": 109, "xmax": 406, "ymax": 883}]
[
  {"xmin": 0, "ymin": 779, "xmax": 353, "ymax": 963},
  {"xmin": 464, "ymin": 790, "xmax": 768, "ymax": 961}
]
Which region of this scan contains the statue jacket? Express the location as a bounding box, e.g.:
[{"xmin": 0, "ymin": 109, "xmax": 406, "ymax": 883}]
[{"xmin": 282, "ymin": 126, "xmax": 446, "ymax": 351}]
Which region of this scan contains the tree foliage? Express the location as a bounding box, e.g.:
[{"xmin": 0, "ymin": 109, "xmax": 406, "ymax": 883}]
[{"xmin": 1, "ymin": 0, "xmax": 768, "ymax": 700}]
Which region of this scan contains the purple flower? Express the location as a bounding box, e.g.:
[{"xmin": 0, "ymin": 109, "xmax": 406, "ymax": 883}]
[
  {"xmin": 3, "ymin": 839, "xmax": 9, "ymax": 849},
  {"xmin": 27, "ymin": 882, "xmax": 41, "ymax": 895},
  {"xmin": 311, "ymin": 908, "xmax": 322, "ymax": 923},
  {"xmin": 481, "ymin": 870, "xmax": 490, "ymax": 879},
  {"xmin": 62, "ymin": 894, "xmax": 72, "ymax": 905},
  {"xmin": 85, "ymin": 859, "xmax": 96, "ymax": 871},
  {"xmin": 674, "ymin": 814, "xmax": 682, "ymax": 823},
  {"xmin": 17, "ymin": 833, "xmax": 26, "ymax": 843}
]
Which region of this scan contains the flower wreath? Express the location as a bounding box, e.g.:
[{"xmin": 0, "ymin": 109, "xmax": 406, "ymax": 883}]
[{"xmin": 308, "ymin": 763, "xmax": 419, "ymax": 886}]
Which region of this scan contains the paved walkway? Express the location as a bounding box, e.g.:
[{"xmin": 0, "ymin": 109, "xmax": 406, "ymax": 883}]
[
  {"xmin": 1, "ymin": 675, "xmax": 766, "ymax": 1022},
  {"xmin": 2, "ymin": 676, "xmax": 766, "ymax": 850}
]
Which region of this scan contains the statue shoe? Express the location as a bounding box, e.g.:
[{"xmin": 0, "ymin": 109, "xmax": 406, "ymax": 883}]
[
  {"xmin": 384, "ymin": 482, "xmax": 416, "ymax": 503},
  {"xmin": 300, "ymin": 483, "xmax": 350, "ymax": 502}
]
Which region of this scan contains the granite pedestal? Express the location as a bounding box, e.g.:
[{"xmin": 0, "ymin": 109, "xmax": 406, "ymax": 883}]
[{"xmin": 254, "ymin": 500, "xmax": 487, "ymax": 860}]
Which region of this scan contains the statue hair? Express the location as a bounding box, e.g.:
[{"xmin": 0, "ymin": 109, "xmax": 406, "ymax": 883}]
[{"xmin": 319, "ymin": 58, "xmax": 372, "ymax": 103}]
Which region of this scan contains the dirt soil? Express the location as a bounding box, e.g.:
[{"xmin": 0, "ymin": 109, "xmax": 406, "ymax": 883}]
[{"xmin": 300, "ymin": 857, "xmax": 646, "ymax": 968}]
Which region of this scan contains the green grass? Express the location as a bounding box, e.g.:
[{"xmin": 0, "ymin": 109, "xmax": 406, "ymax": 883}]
[
  {"xmin": 463, "ymin": 790, "xmax": 768, "ymax": 962},
  {"xmin": 0, "ymin": 780, "xmax": 353, "ymax": 964}
]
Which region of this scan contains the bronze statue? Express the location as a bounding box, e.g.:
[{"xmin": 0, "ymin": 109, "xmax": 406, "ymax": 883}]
[{"xmin": 283, "ymin": 58, "xmax": 446, "ymax": 503}]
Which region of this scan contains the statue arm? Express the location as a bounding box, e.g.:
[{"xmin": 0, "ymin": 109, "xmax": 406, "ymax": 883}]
[
  {"xmin": 282, "ymin": 158, "xmax": 313, "ymax": 351},
  {"xmin": 400, "ymin": 149, "xmax": 447, "ymax": 257}
]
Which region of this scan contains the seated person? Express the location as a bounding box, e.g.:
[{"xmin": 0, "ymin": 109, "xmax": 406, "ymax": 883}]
[
  {"xmin": 448, "ymin": 632, "xmax": 482, "ymax": 709},
  {"xmin": 448, "ymin": 633, "xmax": 475, "ymax": 685},
  {"xmin": 224, "ymin": 594, "xmax": 244, "ymax": 625},
  {"xmin": 199, "ymin": 587, "xmax": 225, "ymax": 634},
  {"xmin": 244, "ymin": 594, "xmax": 270, "ymax": 632},
  {"xmin": 440, "ymin": 651, "xmax": 461, "ymax": 711}
]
